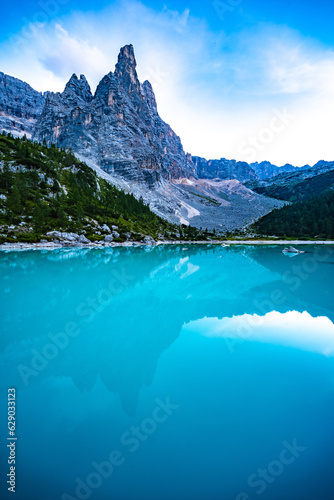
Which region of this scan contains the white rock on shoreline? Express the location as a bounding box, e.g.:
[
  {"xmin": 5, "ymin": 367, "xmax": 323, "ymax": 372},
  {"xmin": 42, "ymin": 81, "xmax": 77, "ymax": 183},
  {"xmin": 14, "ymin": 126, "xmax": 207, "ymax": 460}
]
[
  {"xmin": 46, "ymin": 231, "xmax": 91, "ymax": 245},
  {"xmin": 1, "ymin": 239, "xmax": 334, "ymax": 252}
]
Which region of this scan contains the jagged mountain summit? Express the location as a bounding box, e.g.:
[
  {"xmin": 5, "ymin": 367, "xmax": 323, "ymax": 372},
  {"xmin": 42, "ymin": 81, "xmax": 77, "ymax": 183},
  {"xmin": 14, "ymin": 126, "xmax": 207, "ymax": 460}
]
[
  {"xmin": 250, "ymin": 161, "xmax": 297, "ymax": 180},
  {"xmin": 1, "ymin": 43, "xmax": 330, "ymax": 231},
  {"xmin": 34, "ymin": 45, "xmax": 196, "ymax": 185},
  {"xmin": 194, "ymin": 158, "xmax": 309, "ymax": 182}
]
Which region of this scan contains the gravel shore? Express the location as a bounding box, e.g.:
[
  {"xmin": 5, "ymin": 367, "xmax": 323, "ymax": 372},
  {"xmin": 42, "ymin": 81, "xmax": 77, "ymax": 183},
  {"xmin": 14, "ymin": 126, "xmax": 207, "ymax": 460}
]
[{"xmin": 1, "ymin": 240, "xmax": 334, "ymax": 251}]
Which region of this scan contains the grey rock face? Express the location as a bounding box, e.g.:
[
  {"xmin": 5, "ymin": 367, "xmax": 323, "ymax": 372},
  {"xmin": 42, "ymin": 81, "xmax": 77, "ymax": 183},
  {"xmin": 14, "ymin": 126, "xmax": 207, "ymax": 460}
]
[
  {"xmin": 0, "ymin": 72, "xmax": 45, "ymax": 137},
  {"xmin": 64, "ymin": 74, "xmax": 93, "ymax": 103},
  {"xmin": 193, "ymin": 157, "xmax": 312, "ymax": 183},
  {"xmin": 34, "ymin": 44, "xmax": 196, "ymax": 184},
  {"xmin": 247, "ymin": 160, "xmax": 334, "ymax": 192},
  {"xmin": 250, "ymin": 161, "xmax": 297, "ymax": 180},
  {"xmin": 193, "ymin": 156, "xmax": 257, "ymax": 183}
]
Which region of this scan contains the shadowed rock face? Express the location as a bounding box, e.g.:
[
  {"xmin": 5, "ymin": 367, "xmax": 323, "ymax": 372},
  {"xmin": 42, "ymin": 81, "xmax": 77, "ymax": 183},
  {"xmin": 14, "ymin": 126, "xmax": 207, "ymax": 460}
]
[
  {"xmin": 34, "ymin": 44, "xmax": 197, "ymax": 184},
  {"xmin": 250, "ymin": 161, "xmax": 297, "ymax": 180},
  {"xmin": 193, "ymin": 156, "xmax": 257, "ymax": 183},
  {"xmin": 0, "ymin": 72, "xmax": 46, "ymax": 137}
]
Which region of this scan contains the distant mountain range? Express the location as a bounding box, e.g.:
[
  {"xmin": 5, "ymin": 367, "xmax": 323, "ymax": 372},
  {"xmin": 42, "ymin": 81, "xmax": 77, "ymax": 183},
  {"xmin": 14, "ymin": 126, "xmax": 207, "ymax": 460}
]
[
  {"xmin": 246, "ymin": 161, "xmax": 334, "ymax": 200},
  {"xmin": 1, "ymin": 44, "xmax": 333, "ymax": 231}
]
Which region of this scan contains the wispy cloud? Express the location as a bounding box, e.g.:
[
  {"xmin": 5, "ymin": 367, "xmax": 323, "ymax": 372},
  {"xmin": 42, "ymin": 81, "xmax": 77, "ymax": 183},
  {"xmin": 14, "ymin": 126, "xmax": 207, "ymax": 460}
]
[
  {"xmin": 1, "ymin": 0, "xmax": 334, "ymax": 166},
  {"xmin": 227, "ymin": 25, "xmax": 334, "ymax": 96}
]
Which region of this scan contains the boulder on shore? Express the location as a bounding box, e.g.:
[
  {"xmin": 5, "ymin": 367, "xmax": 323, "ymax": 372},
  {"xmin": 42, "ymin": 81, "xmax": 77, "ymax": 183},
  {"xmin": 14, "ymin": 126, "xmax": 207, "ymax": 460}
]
[
  {"xmin": 46, "ymin": 231, "xmax": 91, "ymax": 245},
  {"xmin": 104, "ymin": 234, "xmax": 114, "ymax": 243},
  {"xmin": 143, "ymin": 236, "xmax": 156, "ymax": 246},
  {"xmin": 283, "ymin": 246, "xmax": 305, "ymax": 254}
]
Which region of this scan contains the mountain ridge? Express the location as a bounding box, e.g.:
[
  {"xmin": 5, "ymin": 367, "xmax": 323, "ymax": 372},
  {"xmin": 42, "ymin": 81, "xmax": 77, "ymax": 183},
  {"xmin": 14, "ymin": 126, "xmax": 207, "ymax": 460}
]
[
  {"xmin": 1, "ymin": 46, "xmax": 332, "ymax": 184},
  {"xmin": 34, "ymin": 44, "xmax": 197, "ymax": 185},
  {"xmin": 1, "ymin": 44, "xmax": 333, "ymax": 231}
]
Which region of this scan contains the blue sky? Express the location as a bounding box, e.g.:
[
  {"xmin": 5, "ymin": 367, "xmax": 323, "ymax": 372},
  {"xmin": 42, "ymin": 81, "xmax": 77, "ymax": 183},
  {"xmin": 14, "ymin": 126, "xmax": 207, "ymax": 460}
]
[{"xmin": 1, "ymin": 0, "xmax": 334, "ymax": 166}]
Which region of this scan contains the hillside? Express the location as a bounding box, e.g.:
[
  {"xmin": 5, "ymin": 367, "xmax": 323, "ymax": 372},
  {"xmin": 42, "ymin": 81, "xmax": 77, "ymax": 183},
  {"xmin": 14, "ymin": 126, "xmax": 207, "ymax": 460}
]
[
  {"xmin": 0, "ymin": 133, "xmax": 207, "ymax": 244},
  {"xmin": 0, "ymin": 45, "xmax": 299, "ymax": 230},
  {"xmin": 253, "ymin": 189, "xmax": 334, "ymax": 239},
  {"xmin": 247, "ymin": 164, "xmax": 334, "ymax": 202}
]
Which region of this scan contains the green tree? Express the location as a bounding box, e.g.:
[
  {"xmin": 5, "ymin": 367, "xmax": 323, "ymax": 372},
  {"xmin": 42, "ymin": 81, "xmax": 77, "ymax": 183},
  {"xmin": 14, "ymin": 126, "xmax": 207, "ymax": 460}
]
[
  {"xmin": 32, "ymin": 203, "xmax": 45, "ymax": 234},
  {"xmin": 1, "ymin": 162, "xmax": 12, "ymax": 190},
  {"xmin": 7, "ymin": 181, "xmax": 21, "ymax": 215},
  {"xmin": 57, "ymin": 203, "xmax": 67, "ymax": 229}
]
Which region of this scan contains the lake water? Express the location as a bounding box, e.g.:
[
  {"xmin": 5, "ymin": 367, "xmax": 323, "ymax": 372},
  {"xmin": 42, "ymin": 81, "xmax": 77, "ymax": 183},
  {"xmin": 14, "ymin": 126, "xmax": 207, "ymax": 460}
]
[{"xmin": 1, "ymin": 245, "xmax": 334, "ymax": 500}]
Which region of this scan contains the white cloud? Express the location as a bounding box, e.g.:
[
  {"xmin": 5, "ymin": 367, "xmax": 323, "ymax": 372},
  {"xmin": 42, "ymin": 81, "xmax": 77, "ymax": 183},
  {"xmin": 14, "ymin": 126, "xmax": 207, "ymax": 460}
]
[
  {"xmin": 206, "ymin": 24, "xmax": 334, "ymax": 97},
  {"xmin": 183, "ymin": 311, "xmax": 334, "ymax": 357},
  {"xmin": 0, "ymin": 1, "xmax": 334, "ymax": 166},
  {"xmin": 39, "ymin": 24, "xmax": 110, "ymax": 80}
]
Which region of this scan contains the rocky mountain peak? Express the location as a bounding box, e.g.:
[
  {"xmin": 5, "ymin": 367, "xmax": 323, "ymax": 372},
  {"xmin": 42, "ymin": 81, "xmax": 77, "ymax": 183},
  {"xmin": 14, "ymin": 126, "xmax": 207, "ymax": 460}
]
[
  {"xmin": 142, "ymin": 80, "xmax": 158, "ymax": 113},
  {"xmin": 64, "ymin": 73, "xmax": 92, "ymax": 102},
  {"xmin": 114, "ymin": 44, "xmax": 141, "ymax": 94},
  {"xmin": 116, "ymin": 44, "xmax": 137, "ymax": 69},
  {"xmin": 31, "ymin": 43, "xmax": 197, "ymax": 183}
]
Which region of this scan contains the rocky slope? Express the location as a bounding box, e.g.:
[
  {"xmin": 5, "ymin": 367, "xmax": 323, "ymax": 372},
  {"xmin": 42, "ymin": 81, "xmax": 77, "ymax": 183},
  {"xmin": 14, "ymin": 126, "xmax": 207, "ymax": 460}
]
[
  {"xmin": 1, "ymin": 43, "xmax": 331, "ymax": 232},
  {"xmin": 0, "ymin": 72, "xmax": 46, "ymax": 138}
]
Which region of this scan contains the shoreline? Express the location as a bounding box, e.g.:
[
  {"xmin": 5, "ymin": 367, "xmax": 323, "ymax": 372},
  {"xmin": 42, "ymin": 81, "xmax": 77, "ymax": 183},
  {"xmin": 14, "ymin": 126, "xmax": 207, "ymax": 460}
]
[{"xmin": 1, "ymin": 239, "xmax": 334, "ymax": 251}]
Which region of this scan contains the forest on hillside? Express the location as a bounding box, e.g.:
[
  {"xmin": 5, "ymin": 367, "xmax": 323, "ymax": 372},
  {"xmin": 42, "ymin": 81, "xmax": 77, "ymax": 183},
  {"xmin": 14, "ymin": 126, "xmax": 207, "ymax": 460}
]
[
  {"xmin": 0, "ymin": 133, "xmax": 207, "ymax": 243},
  {"xmin": 250, "ymin": 169, "xmax": 334, "ymax": 202},
  {"xmin": 253, "ymin": 189, "xmax": 334, "ymax": 239}
]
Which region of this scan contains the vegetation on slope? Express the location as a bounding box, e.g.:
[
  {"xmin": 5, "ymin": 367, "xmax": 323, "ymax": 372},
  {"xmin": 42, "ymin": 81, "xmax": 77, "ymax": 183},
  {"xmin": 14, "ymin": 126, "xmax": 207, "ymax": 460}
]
[
  {"xmin": 249, "ymin": 168, "xmax": 334, "ymax": 202},
  {"xmin": 0, "ymin": 133, "xmax": 210, "ymax": 244},
  {"xmin": 253, "ymin": 189, "xmax": 334, "ymax": 239}
]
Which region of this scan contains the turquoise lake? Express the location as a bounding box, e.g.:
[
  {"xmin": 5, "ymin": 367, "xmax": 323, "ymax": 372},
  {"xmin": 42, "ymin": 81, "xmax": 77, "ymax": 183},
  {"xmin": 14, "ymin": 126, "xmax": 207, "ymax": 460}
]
[{"xmin": 1, "ymin": 245, "xmax": 334, "ymax": 500}]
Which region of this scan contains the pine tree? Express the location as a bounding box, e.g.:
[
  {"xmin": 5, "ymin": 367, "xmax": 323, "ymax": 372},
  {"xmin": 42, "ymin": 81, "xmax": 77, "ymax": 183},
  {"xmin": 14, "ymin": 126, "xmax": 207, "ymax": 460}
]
[
  {"xmin": 7, "ymin": 181, "xmax": 21, "ymax": 215},
  {"xmin": 2, "ymin": 162, "xmax": 12, "ymax": 190},
  {"xmin": 57, "ymin": 203, "xmax": 67, "ymax": 229},
  {"xmin": 32, "ymin": 203, "xmax": 45, "ymax": 234}
]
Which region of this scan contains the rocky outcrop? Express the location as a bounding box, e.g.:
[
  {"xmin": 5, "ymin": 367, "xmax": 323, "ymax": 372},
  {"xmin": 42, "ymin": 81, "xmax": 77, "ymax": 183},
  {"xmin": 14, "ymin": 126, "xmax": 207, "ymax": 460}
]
[
  {"xmin": 0, "ymin": 72, "xmax": 46, "ymax": 137},
  {"xmin": 46, "ymin": 231, "xmax": 91, "ymax": 245},
  {"xmin": 193, "ymin": 156, "xmax": 257, "ymax": 183},
  {"xmin": 34, "ymin": 45, "xmax": 196, "ymax": 185},
  {"xmin": 250, "ymin": 161, "xmax": 297, "ymax": 180}
]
